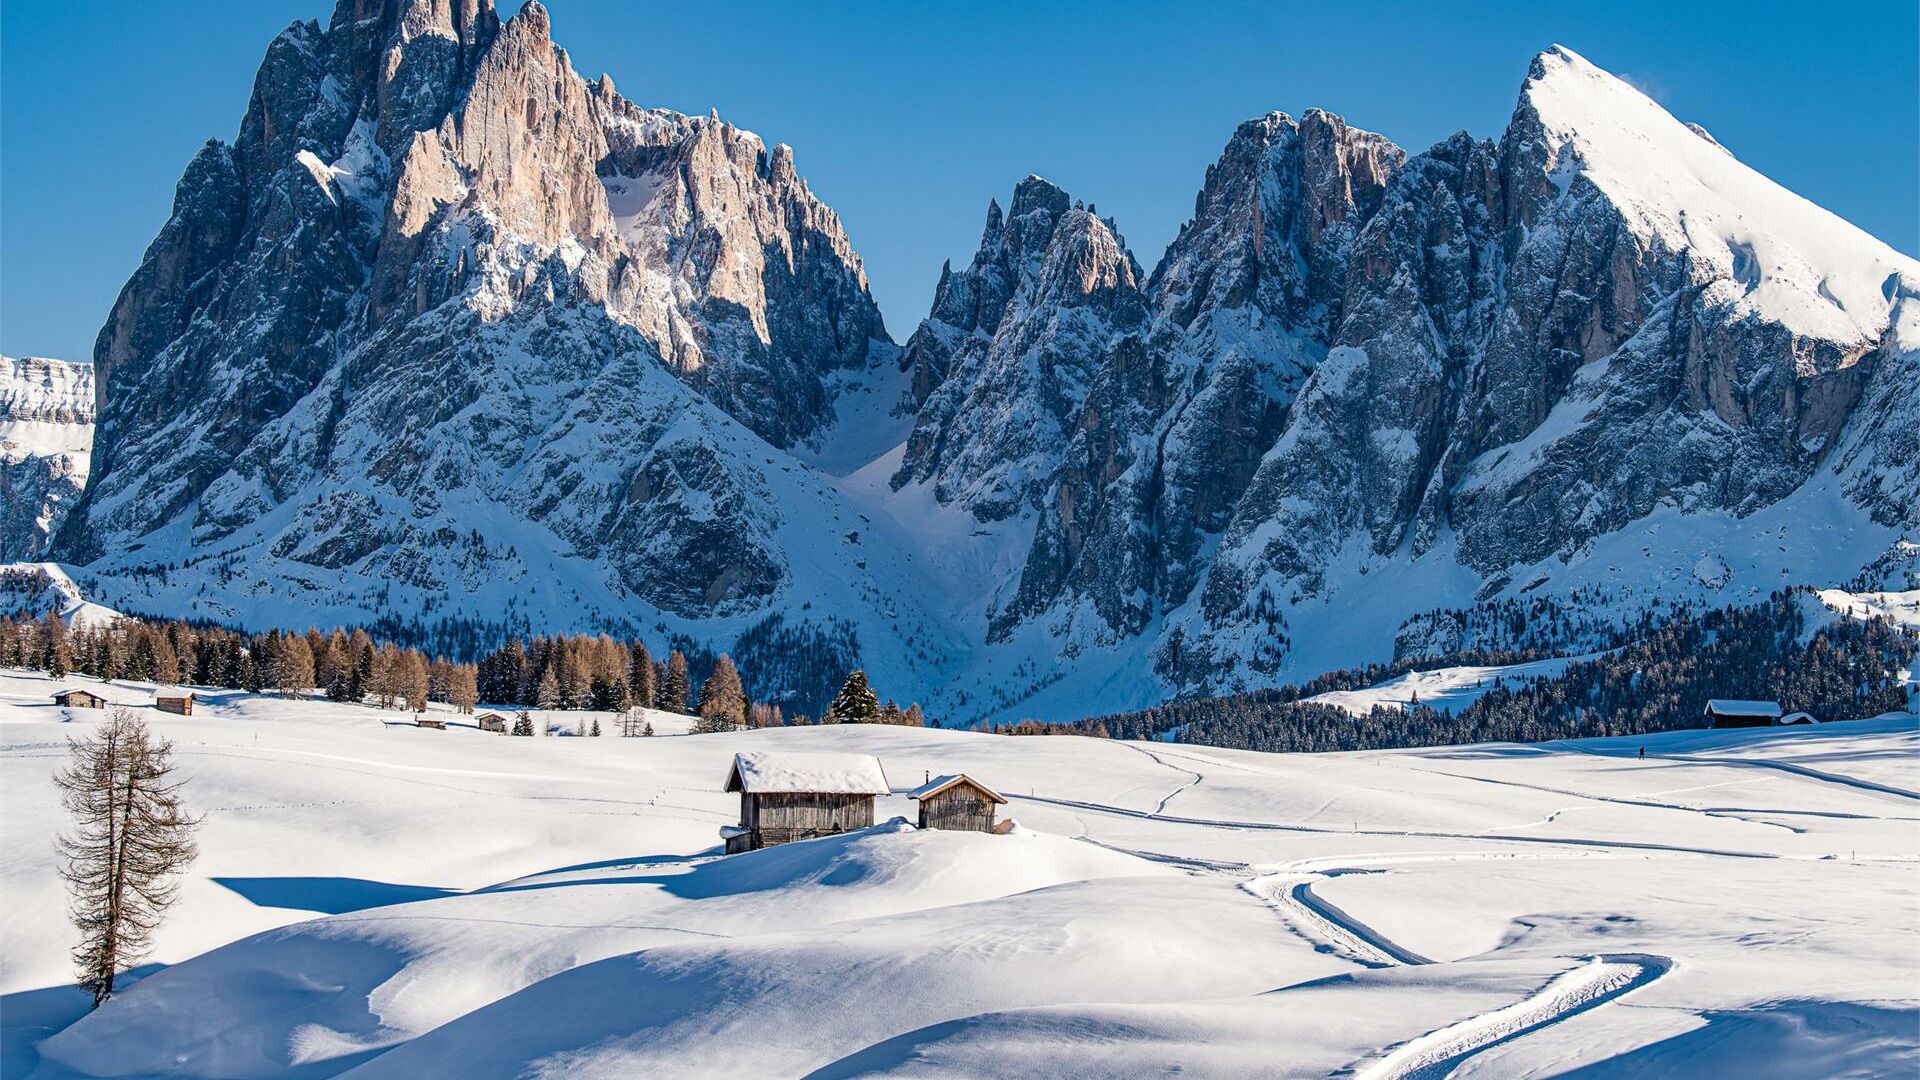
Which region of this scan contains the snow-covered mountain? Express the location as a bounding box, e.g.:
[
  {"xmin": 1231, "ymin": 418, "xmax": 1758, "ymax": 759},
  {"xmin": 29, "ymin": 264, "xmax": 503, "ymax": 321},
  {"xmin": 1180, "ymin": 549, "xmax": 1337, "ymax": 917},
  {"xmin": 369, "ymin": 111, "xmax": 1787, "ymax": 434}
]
[
  {"xmin": 53, "ymin": 5, "xmax": 1920, "ymax": 722},
  {"xmin": 0, "ymin": 356, "xmax": 93, "ymax": 560}
]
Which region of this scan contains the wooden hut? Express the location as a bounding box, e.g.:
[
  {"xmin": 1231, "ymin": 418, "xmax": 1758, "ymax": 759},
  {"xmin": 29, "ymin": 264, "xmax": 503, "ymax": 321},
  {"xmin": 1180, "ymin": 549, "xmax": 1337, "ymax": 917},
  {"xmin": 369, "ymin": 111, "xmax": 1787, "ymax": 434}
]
[
  {"xmin": 1780, "ymin": 711, "xmax": 1818, "ymax": 725},
  {"xmin": 908, "ymin": 773, "xmax": 1006, "ymax": 833},
  {"xmin": 416, "ymin": 714, "xmax": 446, "ymax": 730},
  {"xmin": 153, "ymin": 689, "xmax": 195, "ymax": 716},
  {"xmin": 1704, "ymin": 699, "xmax": 1781, "ymax": 728},
  {"xmin": 721, "ymin": 751, "xmax": 889, "ymax": 854},
  {"xmin": 476, "ymin": 712, "xmax": 510, "ymax": 733},
  {"xmin": 52, "ymin": 687, "xmax": 107, "ymax": 710}
]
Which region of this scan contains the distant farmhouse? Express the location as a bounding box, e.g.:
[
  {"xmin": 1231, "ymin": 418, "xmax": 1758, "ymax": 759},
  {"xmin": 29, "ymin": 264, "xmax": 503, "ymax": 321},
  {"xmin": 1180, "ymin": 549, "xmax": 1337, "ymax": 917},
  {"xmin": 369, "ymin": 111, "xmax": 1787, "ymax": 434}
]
[
  {"xmin": 1704, "ymin": 699, "xmax": 1791, "ymax": 728},
  {"xmin": 476, "ymin": 712, "xmax": 510, "ymax": 733},
  {"xmin": 153, "ymin": 689, "xmax": 196, "ymax": 716},
  {"xmin": 52, "ymin": 687, "xmax": 107, "ymax": 710},
  {"xmin": 416, "ymin": 714, "xmax": 446, "ymax": 730},
  {"xmin": 909, "ymin": 773, "xmax": 1006, "ymax": 833},
  {"xmin": 722, "ymin": 751, "xmax": 889, "ymax": 854}
]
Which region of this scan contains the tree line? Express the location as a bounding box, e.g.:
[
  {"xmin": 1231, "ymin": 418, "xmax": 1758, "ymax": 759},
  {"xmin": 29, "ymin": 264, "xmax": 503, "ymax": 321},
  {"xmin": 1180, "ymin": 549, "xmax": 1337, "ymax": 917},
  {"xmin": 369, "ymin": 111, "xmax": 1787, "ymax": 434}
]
[
  {"xmin": 1077, "ymin": 591, "xmax": 1916, "ymax": 752},
  {"xmin": 1, "ymin": 611, "xmax": 934, "ymax": 732}
]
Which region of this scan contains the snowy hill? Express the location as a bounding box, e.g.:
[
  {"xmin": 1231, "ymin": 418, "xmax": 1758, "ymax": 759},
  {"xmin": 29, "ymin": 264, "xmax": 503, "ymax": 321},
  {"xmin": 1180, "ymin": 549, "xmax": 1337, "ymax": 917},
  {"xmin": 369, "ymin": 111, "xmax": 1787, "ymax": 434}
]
[
  {"xmin": 49, "ymin": 0, "xmax": 1920, "ymax": 725},
  {"xmin": 2, "ymin": 668, "xmax": 1915, "ymax": 1077}
]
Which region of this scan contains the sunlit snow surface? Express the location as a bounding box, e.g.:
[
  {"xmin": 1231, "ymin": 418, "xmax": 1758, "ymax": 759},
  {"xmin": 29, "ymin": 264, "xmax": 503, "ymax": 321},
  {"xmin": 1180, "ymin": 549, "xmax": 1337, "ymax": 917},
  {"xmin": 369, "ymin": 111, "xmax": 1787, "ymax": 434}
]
[{"xmin": 2, "ymin": 669, "xmax": 1914, "ymax": 1078}]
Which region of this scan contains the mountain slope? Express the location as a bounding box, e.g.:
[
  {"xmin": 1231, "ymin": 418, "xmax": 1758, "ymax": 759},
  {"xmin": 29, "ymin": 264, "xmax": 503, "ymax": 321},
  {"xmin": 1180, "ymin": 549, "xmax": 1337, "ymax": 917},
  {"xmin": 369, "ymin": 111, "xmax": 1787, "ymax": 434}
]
[{"xmin": 49, "ymin": 17, "xmax": 1920, "ymax": 721}]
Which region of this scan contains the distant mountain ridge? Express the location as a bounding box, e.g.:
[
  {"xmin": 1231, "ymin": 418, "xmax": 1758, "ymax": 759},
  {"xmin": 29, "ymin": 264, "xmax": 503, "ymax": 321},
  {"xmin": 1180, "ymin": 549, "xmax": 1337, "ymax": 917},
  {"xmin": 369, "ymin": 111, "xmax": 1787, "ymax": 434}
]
[{"xmin": 39, "ymin": 1, "xmax": 1920, "ymax": 721}]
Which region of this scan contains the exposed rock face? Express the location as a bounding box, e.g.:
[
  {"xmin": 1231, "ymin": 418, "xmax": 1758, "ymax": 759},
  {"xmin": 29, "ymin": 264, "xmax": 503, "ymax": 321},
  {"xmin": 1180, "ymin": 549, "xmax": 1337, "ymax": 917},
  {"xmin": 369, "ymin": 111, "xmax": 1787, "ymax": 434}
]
[
  {"xmin": 61, "ymin": 0, "xmax": 894, "ymax": 630},
  {"xmin": 892, "ymin": 177, "xmax": 1149, "ymax": 522},
  {"xmin": 996, "ymin": 111, "xmax": 1405, "ymax": 640},
  {"xmin": 0, "ymin": 357, "xmax": 94, "ymax": 560},
  {"xmin": 1180, "ymin": 47, "xmax": 1919, "ymax": 688},
  {"xmin": 57, "ymin": 23, "xmax": 1920, "ymax": 720},
  {"xmin": 886, "ymin": 46, "xmax": 1916, "ymax": 698}
]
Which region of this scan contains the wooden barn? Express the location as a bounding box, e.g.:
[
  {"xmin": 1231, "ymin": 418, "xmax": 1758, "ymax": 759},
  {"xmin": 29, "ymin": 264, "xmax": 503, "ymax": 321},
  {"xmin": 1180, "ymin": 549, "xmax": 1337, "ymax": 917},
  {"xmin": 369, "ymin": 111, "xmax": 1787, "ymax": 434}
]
[
  {"xmin": 416, "ymin": 714, "xmax": 446, "ymax": 730},
  {"xmin": 52, "ymin": 687, "xmax": 107, "ymax": 710},
  {"xmin": 1704, "ymin": 699, "xmax": 1782, "ymax": 728},
  {"xmin": 153, "ymin": 689, "xmax": 195, "ymax": 716},
  {"xmin": 908, "ymin": 773, "xmax": 1006, "ymax": 833},
  {"xmin": 722, "ymin": 751, "xmax": 890, "ymax": 854},
  {"xmin": 476, "ymin": 712, "xmax": 510, "ymax": 733}
]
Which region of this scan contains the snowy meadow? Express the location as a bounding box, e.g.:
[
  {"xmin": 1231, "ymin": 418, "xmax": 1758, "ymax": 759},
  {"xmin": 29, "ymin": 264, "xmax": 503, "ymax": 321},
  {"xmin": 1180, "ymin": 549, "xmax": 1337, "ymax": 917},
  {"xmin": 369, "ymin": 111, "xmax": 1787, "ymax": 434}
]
[{"xmin": 2, "ymin": 668, "xmax": 1915, "ymax": 1077}]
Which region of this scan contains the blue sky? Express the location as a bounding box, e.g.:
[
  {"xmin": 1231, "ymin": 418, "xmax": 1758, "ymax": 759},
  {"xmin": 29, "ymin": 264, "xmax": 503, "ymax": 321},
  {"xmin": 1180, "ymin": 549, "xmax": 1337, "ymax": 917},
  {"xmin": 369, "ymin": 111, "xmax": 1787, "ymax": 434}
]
[{"xmin": 3, "ymin": 0, "xmax": 1915, "ymax": 360}]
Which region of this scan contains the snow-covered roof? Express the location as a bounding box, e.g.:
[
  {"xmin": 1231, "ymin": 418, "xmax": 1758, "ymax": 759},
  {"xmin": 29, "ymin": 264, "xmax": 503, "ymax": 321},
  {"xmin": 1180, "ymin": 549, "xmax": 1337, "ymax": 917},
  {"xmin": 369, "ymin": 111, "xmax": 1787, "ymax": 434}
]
[
  {"xmin": 1780, "ymin": 711, "xmax": 1818, "ymax": 724},
  {"xmin": 51, "ymin": 686, "xmax": 102, "ymax": 698},
  {"xmin": 906, "ymin": 773, "xmax": 1007, "ymax": 804},
  {"xmin": 1704, "ymin": 699, "xmax": 1781, "ymax": 717},
  {"xmin": 724, "ymin": 751, "xmax": 889, "ymax": 796},
  {"xmin": 152, "ymin": 687, "xmax": 195, "ymax": 700}
]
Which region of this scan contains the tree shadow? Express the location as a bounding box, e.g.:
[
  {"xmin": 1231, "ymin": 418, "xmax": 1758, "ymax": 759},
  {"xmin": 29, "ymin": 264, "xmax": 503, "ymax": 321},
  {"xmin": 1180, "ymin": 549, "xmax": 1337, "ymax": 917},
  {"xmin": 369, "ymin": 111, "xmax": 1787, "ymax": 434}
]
[
  {"xmin": 212, "ymin": 876, "xmax": 459, "ymax": 914},
  {"xmin": 0, "ymin": 964, "xmax": 165, "ymax": 1078}
]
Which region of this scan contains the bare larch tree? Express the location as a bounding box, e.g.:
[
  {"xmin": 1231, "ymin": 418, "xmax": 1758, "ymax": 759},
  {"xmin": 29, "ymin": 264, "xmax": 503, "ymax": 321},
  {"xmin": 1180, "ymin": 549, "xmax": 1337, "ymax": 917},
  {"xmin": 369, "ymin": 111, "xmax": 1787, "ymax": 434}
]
[{"xmin": 54, "ymin": 708, "xmax": 199, "ymax": 1007}]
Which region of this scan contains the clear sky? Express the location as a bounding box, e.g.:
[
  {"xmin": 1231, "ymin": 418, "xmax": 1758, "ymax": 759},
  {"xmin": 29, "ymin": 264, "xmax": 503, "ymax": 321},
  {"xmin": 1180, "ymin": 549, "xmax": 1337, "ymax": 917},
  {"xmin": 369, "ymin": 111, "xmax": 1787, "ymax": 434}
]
[{"xmin": 3, "ymin": 0, "xmax": 1915, "ymax": 361}]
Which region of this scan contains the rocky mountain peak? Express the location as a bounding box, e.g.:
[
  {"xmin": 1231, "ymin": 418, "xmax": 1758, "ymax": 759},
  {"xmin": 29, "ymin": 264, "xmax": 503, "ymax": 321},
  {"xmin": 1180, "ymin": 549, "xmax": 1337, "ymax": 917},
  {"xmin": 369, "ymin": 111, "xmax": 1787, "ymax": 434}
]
[{"xmin": 892, "ymin": 178, "xmax": 1150, "ymax": 521}]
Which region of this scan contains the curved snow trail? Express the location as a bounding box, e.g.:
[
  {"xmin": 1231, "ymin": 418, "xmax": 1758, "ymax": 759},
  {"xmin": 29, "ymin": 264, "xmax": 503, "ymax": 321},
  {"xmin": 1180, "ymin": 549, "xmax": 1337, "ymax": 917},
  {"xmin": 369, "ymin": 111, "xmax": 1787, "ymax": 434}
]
[
  {"xmin": 1349, "ymin": 953, "xmax": 1672, "ymax": 1080},
  {"xmin": 1119, "ymin": 741, "xmax": 1204, "ymax": 815},
  {"xmin": 1245, "ymin": 871, "xmax": 1431, "ymax": 968}
]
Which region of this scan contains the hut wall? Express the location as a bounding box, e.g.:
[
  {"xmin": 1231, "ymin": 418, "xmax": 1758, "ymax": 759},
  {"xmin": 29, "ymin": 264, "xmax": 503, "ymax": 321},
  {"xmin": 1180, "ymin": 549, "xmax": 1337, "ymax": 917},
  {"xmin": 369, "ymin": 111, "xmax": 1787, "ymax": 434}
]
[
  {"xmin": 1710, "ymin": 713, "xmax": 1775, "ymax": 729},
  {"xmin": 747, "ymin": 792, "xmax": 874, "ymax": 847},
  {"xmin": 918, "ymin": 787, "xmax": 996, "ymax": 832},
  {"xmin": 155, "ymin": 698, "xmax": 192, "ymax": 716}
]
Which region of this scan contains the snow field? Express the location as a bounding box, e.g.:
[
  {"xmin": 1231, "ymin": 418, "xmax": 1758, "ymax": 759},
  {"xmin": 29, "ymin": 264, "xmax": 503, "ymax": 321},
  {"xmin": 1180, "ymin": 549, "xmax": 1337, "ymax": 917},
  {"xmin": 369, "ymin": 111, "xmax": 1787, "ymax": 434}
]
[{"xmin": 1, "ymin": 668, "xmax": 1914, "ymax": 1077}]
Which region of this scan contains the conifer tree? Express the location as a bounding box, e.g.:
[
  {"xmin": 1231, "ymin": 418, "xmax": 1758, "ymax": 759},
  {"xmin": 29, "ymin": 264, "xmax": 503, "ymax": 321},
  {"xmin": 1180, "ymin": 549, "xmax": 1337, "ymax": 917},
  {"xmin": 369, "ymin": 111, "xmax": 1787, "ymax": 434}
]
[
  {"xmin": 512, "ymin": 710, "xmax": 534, "ymax": 737},
  {"xmin": 55, "ymin": 709, "xmax": 199, "ymax": 1007},
  {"xmin": 537, "ymin": 667, "xmax": 561, "ymax": 710},
  {"xmin": 658, "ymin": 650, "xmax": 689, "ymax": 713},
  {"xmin": 697, "ymin": 655, "xmax": 745, "ymax": 732},
  {"xmin": 825, "ymin": 670, "xmax": 880, "ymax": 723},
  {"xmin": 629, "ymin": 642, "xmax": 656, "ymax": 709},
  {"xmin": 41, "ymin": 610, "xmax": 69, "ymax": 680}
]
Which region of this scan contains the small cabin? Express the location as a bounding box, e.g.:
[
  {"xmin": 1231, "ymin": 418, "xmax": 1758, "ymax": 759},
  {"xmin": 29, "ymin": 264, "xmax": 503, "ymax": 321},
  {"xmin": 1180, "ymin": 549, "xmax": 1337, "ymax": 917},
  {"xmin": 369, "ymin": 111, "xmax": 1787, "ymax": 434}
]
[
  {"xmin": 722, "ymin": 751, "xmax": 889, "ymax": 854},
  {"xmin": 1705, "ymin": 699, "xmax": 1782, "ymax": 728},
  {"xmin": 52, "ymin": 688, "xmax": 107, "ymax": 710},
  {"xmin": 908, "ymin": 773, "xmax": 1006, "ymax": 833},
  {"xmin": 476, "ymin": 712, "xmax": 510, "ymax": 733},
  {"xmin": 416, "ymin": 714, "xmax": 446, "ymax": 730},
  {"xmin": 153, "ymin": 689, "xmax": 195, "ymax": 716}
]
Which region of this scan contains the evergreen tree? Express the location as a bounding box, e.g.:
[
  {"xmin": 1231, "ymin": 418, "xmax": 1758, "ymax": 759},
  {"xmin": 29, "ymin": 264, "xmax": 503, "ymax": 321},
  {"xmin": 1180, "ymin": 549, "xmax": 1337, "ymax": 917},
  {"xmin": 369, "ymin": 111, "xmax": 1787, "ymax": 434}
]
[
  {"xmin": 658, "ymin": 650, "xmax": 689, "ymax": 713},
  {"xmin": 825, "ymin": 670, "xmax": 880, "ymax": 723},
  {"xmin": 511, "ymin": 710, "xmax": 534, "ymax": 737},
  {"xmin": 536, "ymin": 667, "xmax": 561, "ymax": 710},
  {"xmin": 589, "ymin": 718, "xmax": 601, "ymax": 737},
  {"xmin": 41, "ymin": 610, "xmax": 69, "ymax": 680},
  {"xmin": 629, "ymin": 642, "xmax": 656, "ymax": 709}
]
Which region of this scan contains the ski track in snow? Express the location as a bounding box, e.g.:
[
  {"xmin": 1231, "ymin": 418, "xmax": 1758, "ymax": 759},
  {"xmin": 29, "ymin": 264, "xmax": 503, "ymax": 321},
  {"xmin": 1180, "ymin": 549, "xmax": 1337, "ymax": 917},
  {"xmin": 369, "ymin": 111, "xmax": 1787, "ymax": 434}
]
[
  {"xmin": 1129, "ymin": 752, "xmax": 1687, "ymax": 1079},
  {"xmin": 1349, "ymin": 954, "xmax": 1673, "ymax": 1080}
]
